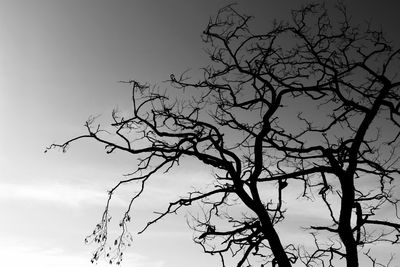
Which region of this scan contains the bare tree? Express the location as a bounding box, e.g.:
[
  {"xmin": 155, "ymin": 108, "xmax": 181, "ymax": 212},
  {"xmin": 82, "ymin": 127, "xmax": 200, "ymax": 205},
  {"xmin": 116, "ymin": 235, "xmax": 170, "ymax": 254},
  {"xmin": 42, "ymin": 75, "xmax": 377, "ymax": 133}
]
[{"xmin": 48, "ymin": 3, "xmax": 400, "ymax": 267}]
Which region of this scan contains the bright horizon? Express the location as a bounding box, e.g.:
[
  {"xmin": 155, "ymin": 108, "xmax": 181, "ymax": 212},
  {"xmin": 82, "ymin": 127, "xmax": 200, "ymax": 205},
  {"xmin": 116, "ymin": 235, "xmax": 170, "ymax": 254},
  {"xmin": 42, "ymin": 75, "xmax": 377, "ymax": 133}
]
[{"xmin": 1, "ymin": 1, "xmax": 400, "ymax": 266}]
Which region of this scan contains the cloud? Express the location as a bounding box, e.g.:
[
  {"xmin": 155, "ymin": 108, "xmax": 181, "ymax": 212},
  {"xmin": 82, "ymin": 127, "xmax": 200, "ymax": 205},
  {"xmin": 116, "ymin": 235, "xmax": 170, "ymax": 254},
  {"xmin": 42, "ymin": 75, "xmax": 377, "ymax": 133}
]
[
  {"xmin": 0, "ymin": 245, "xmax": 87, "ymax": 267},
  {"xmin": 0, "ymin": 242, "xmax": 165, "ymax": 267},
  {"xmin": 0, "ymin": 182, "xmax": 126, "ymax": 207}
]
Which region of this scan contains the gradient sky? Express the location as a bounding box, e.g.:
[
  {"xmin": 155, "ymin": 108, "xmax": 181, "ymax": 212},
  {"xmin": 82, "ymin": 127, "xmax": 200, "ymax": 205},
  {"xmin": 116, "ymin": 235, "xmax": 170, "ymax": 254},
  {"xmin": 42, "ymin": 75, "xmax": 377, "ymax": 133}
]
[{"xmin": 1, "ymin": 1, "xmax": 400, "ymax": 266}]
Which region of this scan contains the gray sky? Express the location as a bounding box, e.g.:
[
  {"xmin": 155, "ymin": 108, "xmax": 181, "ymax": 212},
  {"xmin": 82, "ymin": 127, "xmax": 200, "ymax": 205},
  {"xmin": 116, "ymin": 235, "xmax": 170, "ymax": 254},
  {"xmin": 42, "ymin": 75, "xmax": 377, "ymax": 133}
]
[{"xmin": 1, "ymin": 1, "xmax": 400, "ymax": 266}]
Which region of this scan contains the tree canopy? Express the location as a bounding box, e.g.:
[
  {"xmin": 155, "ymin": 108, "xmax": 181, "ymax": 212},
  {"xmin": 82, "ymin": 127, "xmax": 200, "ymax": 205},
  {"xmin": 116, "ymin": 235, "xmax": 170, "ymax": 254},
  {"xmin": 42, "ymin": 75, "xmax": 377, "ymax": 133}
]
[{"xmin": 49, "ymin": 3, "xmax": 400, "ymax": 267}]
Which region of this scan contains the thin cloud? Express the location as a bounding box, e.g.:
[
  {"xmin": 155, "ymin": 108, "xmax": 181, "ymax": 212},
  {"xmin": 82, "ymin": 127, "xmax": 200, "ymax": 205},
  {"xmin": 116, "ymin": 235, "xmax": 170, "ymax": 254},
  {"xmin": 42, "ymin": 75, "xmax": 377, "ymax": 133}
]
[
  {"xmin": 0, "ymin": 242, "xmax": 165, "ymax": 267},
  {"xmin": 0, "ymin": 182, "xmax": 126, "ymax": 207}
]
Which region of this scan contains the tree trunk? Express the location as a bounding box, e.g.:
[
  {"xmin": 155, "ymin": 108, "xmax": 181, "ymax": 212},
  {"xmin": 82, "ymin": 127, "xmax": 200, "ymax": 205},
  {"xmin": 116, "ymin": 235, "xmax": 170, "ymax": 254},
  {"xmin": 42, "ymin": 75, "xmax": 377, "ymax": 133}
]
[
  {"xmin": 338, "ymin": 175, "xmax": 359, "ymax": 267},
  {"xmin": 257, "ymin": 207, "xmax": 292, "ymax": 267}
]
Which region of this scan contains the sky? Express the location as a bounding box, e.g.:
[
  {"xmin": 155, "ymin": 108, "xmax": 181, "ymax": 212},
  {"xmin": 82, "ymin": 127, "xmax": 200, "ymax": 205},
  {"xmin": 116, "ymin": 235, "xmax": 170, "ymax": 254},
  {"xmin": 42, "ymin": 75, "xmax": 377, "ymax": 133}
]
[{"xmin": 1, "ymin": 1, "xmax": 400, "ymax": 266}]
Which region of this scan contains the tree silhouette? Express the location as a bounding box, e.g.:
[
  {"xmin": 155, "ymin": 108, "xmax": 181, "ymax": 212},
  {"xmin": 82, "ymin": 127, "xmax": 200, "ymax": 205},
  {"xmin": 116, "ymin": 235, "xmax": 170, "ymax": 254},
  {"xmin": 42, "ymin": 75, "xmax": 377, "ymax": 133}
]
[{"xmin": 48, "ymin": 3, "xmax": 400, "ymax": 267}]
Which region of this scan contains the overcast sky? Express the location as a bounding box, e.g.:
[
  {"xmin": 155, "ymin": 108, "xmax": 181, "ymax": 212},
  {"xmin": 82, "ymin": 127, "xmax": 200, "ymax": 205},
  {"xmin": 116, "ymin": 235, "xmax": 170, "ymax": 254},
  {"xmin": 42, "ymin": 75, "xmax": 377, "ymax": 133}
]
[{"xmin": 1, "ymin": 1, "xmax": 400, "ymax": 266}]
